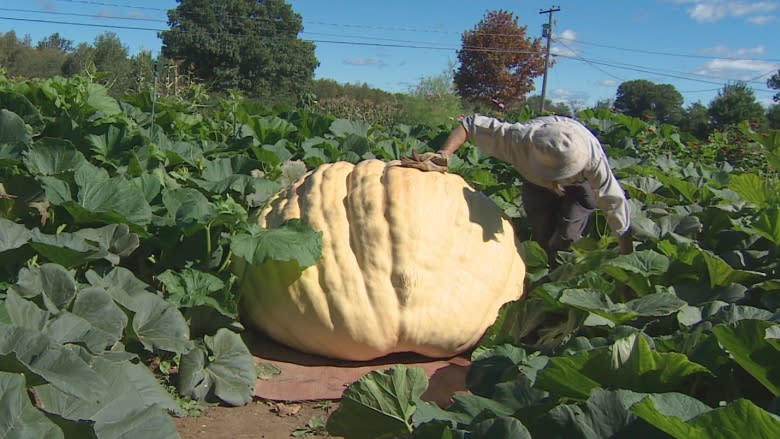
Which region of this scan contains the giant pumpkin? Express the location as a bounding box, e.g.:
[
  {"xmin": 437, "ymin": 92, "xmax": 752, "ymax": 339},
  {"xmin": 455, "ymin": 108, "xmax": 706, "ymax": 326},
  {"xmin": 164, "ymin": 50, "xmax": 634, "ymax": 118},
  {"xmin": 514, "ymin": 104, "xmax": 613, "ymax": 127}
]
[{"xmin": 234, "ymin": 159, "xmax": 525, "ymax": 361}]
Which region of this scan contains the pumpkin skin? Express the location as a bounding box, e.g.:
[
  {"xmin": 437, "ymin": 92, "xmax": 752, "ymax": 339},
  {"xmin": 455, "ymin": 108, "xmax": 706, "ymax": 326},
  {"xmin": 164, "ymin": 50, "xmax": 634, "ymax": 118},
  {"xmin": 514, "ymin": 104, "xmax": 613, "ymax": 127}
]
[{"xmin": 235, "ymin": 159, "xmax": 526, "ymax": 361}]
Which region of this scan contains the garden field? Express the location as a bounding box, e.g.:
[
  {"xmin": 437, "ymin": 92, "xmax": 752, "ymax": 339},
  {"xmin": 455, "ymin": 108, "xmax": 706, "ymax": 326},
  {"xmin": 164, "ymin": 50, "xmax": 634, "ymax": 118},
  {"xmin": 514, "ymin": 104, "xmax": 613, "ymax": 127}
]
[{"xmin": 1, "ymin": 73, "xmax": 779, "ymax": 438}]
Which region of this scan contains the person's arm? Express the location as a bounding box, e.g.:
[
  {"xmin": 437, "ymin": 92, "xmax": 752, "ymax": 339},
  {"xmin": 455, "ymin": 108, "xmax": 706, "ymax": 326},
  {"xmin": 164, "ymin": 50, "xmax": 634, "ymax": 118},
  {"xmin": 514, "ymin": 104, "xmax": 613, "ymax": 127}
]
[
  {"xmin": 583, "ymin": 142, "xmax": 633, "ymax": 254},
  {"xmin": 438, "ymin": 123, "xmax": 469, "ymax": 157}
]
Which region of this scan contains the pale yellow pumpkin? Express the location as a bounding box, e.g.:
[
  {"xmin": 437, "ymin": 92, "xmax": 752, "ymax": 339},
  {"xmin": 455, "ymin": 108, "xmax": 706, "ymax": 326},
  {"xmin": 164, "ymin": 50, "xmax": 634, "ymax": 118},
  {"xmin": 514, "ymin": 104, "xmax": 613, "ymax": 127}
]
[{"xmin": 235, "ymin": 159, "xmax": 525, "ymax": 361}]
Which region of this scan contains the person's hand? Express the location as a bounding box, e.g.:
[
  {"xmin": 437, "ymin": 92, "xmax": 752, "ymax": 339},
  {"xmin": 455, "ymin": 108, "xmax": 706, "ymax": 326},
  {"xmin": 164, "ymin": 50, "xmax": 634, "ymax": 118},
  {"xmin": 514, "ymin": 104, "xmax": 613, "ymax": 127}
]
[{"xmin": 398, "ymin": 150, "xmax": 449, "ymax": 173}]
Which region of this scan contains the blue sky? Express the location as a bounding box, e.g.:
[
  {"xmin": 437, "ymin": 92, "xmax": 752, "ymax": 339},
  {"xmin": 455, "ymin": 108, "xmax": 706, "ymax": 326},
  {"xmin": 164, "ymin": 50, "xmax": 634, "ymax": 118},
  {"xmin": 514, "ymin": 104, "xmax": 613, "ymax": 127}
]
[{"xmin": 2, "ymin": 0, "xmax": 779, "ymax": 108}]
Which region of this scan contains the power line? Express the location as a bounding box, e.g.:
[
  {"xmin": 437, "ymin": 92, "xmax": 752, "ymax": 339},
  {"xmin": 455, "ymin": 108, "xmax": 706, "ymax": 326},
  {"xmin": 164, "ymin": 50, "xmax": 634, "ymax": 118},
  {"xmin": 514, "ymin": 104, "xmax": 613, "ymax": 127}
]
[
  {"xmin": 554, "ymin": 38, "xmax": 624, "ymax": 82},
  {"xmin": 0, "ymin": 14, "xmax": 775, "ymax": 94},
  {"xmin": 556, "ymin": 53, "xmax": 775, "ymax": 93},
  {"xmin": 556, "ymin": 35, "xmax": 780, "ymax": 63},
  {"xmin": 52, "ymin": 0, "xmax": 164, "ymax": 13},
  {"xmin": 8, "ymin": 5, "xmax": 780, "ymax": 66},
  {"xmin": 0, "ymin": 15, "xmax": 163, "ymax": 32}
]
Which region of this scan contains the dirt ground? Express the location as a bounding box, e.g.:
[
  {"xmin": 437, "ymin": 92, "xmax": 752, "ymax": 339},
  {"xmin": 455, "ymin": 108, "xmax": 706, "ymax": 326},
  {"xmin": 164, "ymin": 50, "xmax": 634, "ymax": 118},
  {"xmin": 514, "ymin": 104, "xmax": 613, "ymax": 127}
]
[
  {"xmin": 174, "ymin": 334, "xmax": 469, "ymax": 438},
  {"xmin": 174, "ymin": 398, "xmax": 342, "ymax": 439}
]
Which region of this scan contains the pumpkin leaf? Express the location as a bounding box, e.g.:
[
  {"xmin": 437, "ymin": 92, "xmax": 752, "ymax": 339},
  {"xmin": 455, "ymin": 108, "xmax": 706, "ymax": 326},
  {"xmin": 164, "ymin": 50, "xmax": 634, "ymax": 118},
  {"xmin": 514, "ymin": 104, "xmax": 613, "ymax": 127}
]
[
  {"xmin": 0, "ymin": 372, "xmax": 63, "ymax": 439},
  {"xmin": 326, "ymin": 365, "xmax": 429, "ymax": 439},
  {"xmin": 712, "ymin": 320, "xmax": 780, "ymax": 397},
  {"xmin": 632, "ymin": 397, "xmax": 780, "ymax": 439},
  {"xmin": 230, "ymin": 219, "xmax": 323, "ymax": 268}
]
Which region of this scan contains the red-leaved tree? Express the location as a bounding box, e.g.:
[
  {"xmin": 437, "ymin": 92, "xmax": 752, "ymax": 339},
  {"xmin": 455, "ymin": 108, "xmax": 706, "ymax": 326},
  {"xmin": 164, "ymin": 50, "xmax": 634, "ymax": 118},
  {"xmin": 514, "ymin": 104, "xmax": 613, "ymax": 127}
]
[{"xmin": 454, "ymin": 10, "xmax": 547, "ymax": 108}]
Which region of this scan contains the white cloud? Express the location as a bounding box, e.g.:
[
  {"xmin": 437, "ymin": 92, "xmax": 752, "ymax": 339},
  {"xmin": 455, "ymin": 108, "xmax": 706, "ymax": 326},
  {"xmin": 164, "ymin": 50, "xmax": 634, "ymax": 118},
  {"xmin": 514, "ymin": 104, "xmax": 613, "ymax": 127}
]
[
  {"xmin": 693, "ymin": 58, "xmax": 779, "ymax": 80},
  {"xmin": 746, "ymin": 14, "xmax": 777, "ymax": 23},
  {"xmin": 701, "ymin": 44, "xmax": 767, "ymax": 57},
  {"xmin": 343, "ymin": 58, "xmax": 386, "ymax": 67},
  {"xmin": 558, "ymin": 29, "xmax": 577, "ymax": 41},
  {"xmin": 551, "ymin": 88, "xmax": 582, "ymax": 100},
  {"xmin": 551, "ymin": 46, "xmax": 579, "ymax": 57},
  {"xmin": 677, "ymin": 0, "xmax": 779, "ymax": 23},
  {"xmin": 598, "ymin": 79, "xmax": 621, "ymax": 88},
  {"xmin": 551, "ymin": 29, "xmax": 579, "ymax": 57}
]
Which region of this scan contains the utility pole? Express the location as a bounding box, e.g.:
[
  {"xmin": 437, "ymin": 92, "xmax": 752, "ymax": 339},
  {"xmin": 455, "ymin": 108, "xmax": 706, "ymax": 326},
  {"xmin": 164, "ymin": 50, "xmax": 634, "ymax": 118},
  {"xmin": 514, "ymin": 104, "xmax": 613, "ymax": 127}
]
[{"xmin": 538, "ymin": 6, "xmax": 560, "ymax": 113}]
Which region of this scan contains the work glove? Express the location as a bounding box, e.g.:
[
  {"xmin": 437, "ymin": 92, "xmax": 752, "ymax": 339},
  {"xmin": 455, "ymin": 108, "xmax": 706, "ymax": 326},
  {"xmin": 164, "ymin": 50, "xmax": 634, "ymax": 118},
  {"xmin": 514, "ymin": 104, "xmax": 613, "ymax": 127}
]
[{"xmin": 398, "ymin": 150, "xmax": 449, "ymax": 173}]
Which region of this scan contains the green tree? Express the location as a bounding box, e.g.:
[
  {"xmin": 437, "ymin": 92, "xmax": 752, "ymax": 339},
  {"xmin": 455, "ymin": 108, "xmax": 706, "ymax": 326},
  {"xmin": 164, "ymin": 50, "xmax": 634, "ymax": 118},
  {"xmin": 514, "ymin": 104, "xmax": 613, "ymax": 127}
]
[
  {"xmin": 161, "ymin": 0, "xmax": 318, "ymax": 103},
  {"xmin": 402, "ymin": 64, "xmax": 464, "ymax": 127},
  {"xmin": 0, "ymin": 31, "xmax": 65, "ymax": 79},
  {"xmin": 679, "ymin": 102, "xmax": 711, "ymax": 139},
  {"xmin": 0, "ymin": 31, "xmax": 30, "ymax": 76},
  {"xmin": 768, "ymin": 69, "xmax": 780, "ymax": 102},
  {"xmin": 614, "ymin": 79, "xmax": 684, "ymax": 124},
  {"xmin": 708, "ymin": 81, "xmax": 765, "ymax": 129},
  {"xmin": 61, "ymin": 42, "xmax": 95, "ymax": 76},
  {"xmin": 767, "ymin": 104, "xmax": 780, "ymax": 129},
  {"xmin": 593, "ymin": 98, "xmax": 614, "ymax": 111},
  {"xmin": 62, "ymin": 32, "xmax": 135, "ymax": 96},
  {"xmin": 524, "ymin": 95, "xmax": 571, "ymax": 116},
  {"xmin": 36, "ymin": 33, "xmax": 73, "ymax": 52},
  {"xmin": 454, "ymin": 10, "xmax": 546, "ymax": 107}
]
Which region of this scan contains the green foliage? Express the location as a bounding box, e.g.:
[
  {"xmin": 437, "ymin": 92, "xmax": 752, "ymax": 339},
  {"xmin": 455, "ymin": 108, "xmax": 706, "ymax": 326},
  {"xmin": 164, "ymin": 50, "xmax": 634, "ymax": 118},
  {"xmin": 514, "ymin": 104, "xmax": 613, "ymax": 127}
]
[
  {"xmin": 680, "ymin": 101, "xmax": 712, "ymax": 139},
  {"xmin": 401, "ymin": 65, "xmax": 464, "ymax": 127},
  {"xmin": 708, "ymin": 81, "xmax": 766, "ymax": 130},
  {"xmin": 326, "ymin": 365, "xmax": 429, "ymax": 439},
  {"xmin": 767, "ymin": 104, "xmax": 780, "ymax": 129},
  {"xmin": 614, "ymin": 79, "xmax": 684, "ymax": 125},
  {"xmin": 161, "ymin": 0, "xmax": 318, "ymax": 103},
  {"xmin": 768, "ymin": 69, "xmax": 780, "ymax": 103}
]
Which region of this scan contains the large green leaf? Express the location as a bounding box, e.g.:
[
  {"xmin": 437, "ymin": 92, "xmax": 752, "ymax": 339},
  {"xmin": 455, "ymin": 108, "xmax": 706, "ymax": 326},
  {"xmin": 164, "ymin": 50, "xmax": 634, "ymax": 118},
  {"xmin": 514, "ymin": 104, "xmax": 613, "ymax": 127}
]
[
  {"xmin": 74, "ymin": 223, "xmax": 140, "ymax": 263},
  {"xmin": 560, "ymin": 290, "xmax": 686, "ymax": 324},
  {"xmin": 29, "ymin": 229, "xmax": 106, "ymax": 268},
  {"xmin": 747, "ymin": 207, "xmax": 780, "ymax": 247},
  {"xmin": 601, "ymin": 250, "xmax": 670, "ymax": 295},
  {"xmin": 698, "ymin": 249, "xmax": 764, "ymax": 288},
  {"xmin": 729, "ymin": 173, "xmax": 779, "ymax": 208},
  {"xmin": 0, "ymin": 323, "xmax": 106, "ymax": 403},
  {"xmin": 330, "ymin": 118, "xmax": 371, "ymax": 138},
  {"xmin": 71, "ymin": 287, "xmax": 129, "ymax": 351},
  {"xmin": 64, "ymin": 163, "xmax": 152, "ymax": 226},
  {"xmin": 0, "ymin": 90, "xmax": 44, "ymax": 135},
  {"xmin": 11, "ymin": 263, "xmax": 78, "ymax": 309},
  {"xmin": 327, "ymin": 365, "xmax": 429, "ymax": 439},
  {"xmin": 160, "ymin": 187, "xmax": 217, "ymax": 229},
  {"xmin": 23, "ymin": 138, "xmax": 87, "ymax": 175},
  {"xmin": 471, "ymin": 416, "xmax": 532, "ymax": 438},
  {"xmin": 86, "ymin": 124, "xmax": 139, "ymax": 165},
  {"xmin": 536, "ymin": 334, "xmax": 712, "ymax": 399},
  {"xmin": 0, "ymin": 217, "xmax": 32, "ymax": 253},
  {"xmin": 84, "ymin": 82, "xmax": 122, "ymax": 116},
  {"xmin": 712, "ymin": 320, "xmax": 780, "ymax": 397},
  {"xmin": 177, "ymin": 328, "xmax": 255, "ymax": 406},
  {"xmin": 35, "ymin": 356, "xmax": 182, "ymax": 439},
  {"xmin": 4, "ymin": 289, "xmax": 48, "ymax": 330},
  {"xmin": 530, "ymin": 388, "xmax": 653, "ymax": 438},
  {"xmin": 230, "ymin": 220, "xmax": 323, "ymax": 267},
  {"xmin": 85, "ymin": 267, "xmax": 191, "ymax": 354},
  {"xmin": 632, "ymin": 397, "xmax": 780, "ymax": 439},
  {"xmin": 157, "ymin": 268, "xmax": 234, "ymax": 317},
  {"xmin": 0, "ymin": 372, "xmax": 63, "ymax": 439},
  {"xmin": 0, "ymin": 108, "xmax": 31, "ymax": 146}
]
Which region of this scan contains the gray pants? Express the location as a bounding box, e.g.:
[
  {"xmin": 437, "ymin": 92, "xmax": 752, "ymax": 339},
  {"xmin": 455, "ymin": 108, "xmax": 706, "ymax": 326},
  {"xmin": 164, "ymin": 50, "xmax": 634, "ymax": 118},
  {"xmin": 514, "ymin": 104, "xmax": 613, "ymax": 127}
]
[{"xmin": 522, "ymin": 180, "xmax": 596, "ymax": 266}]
